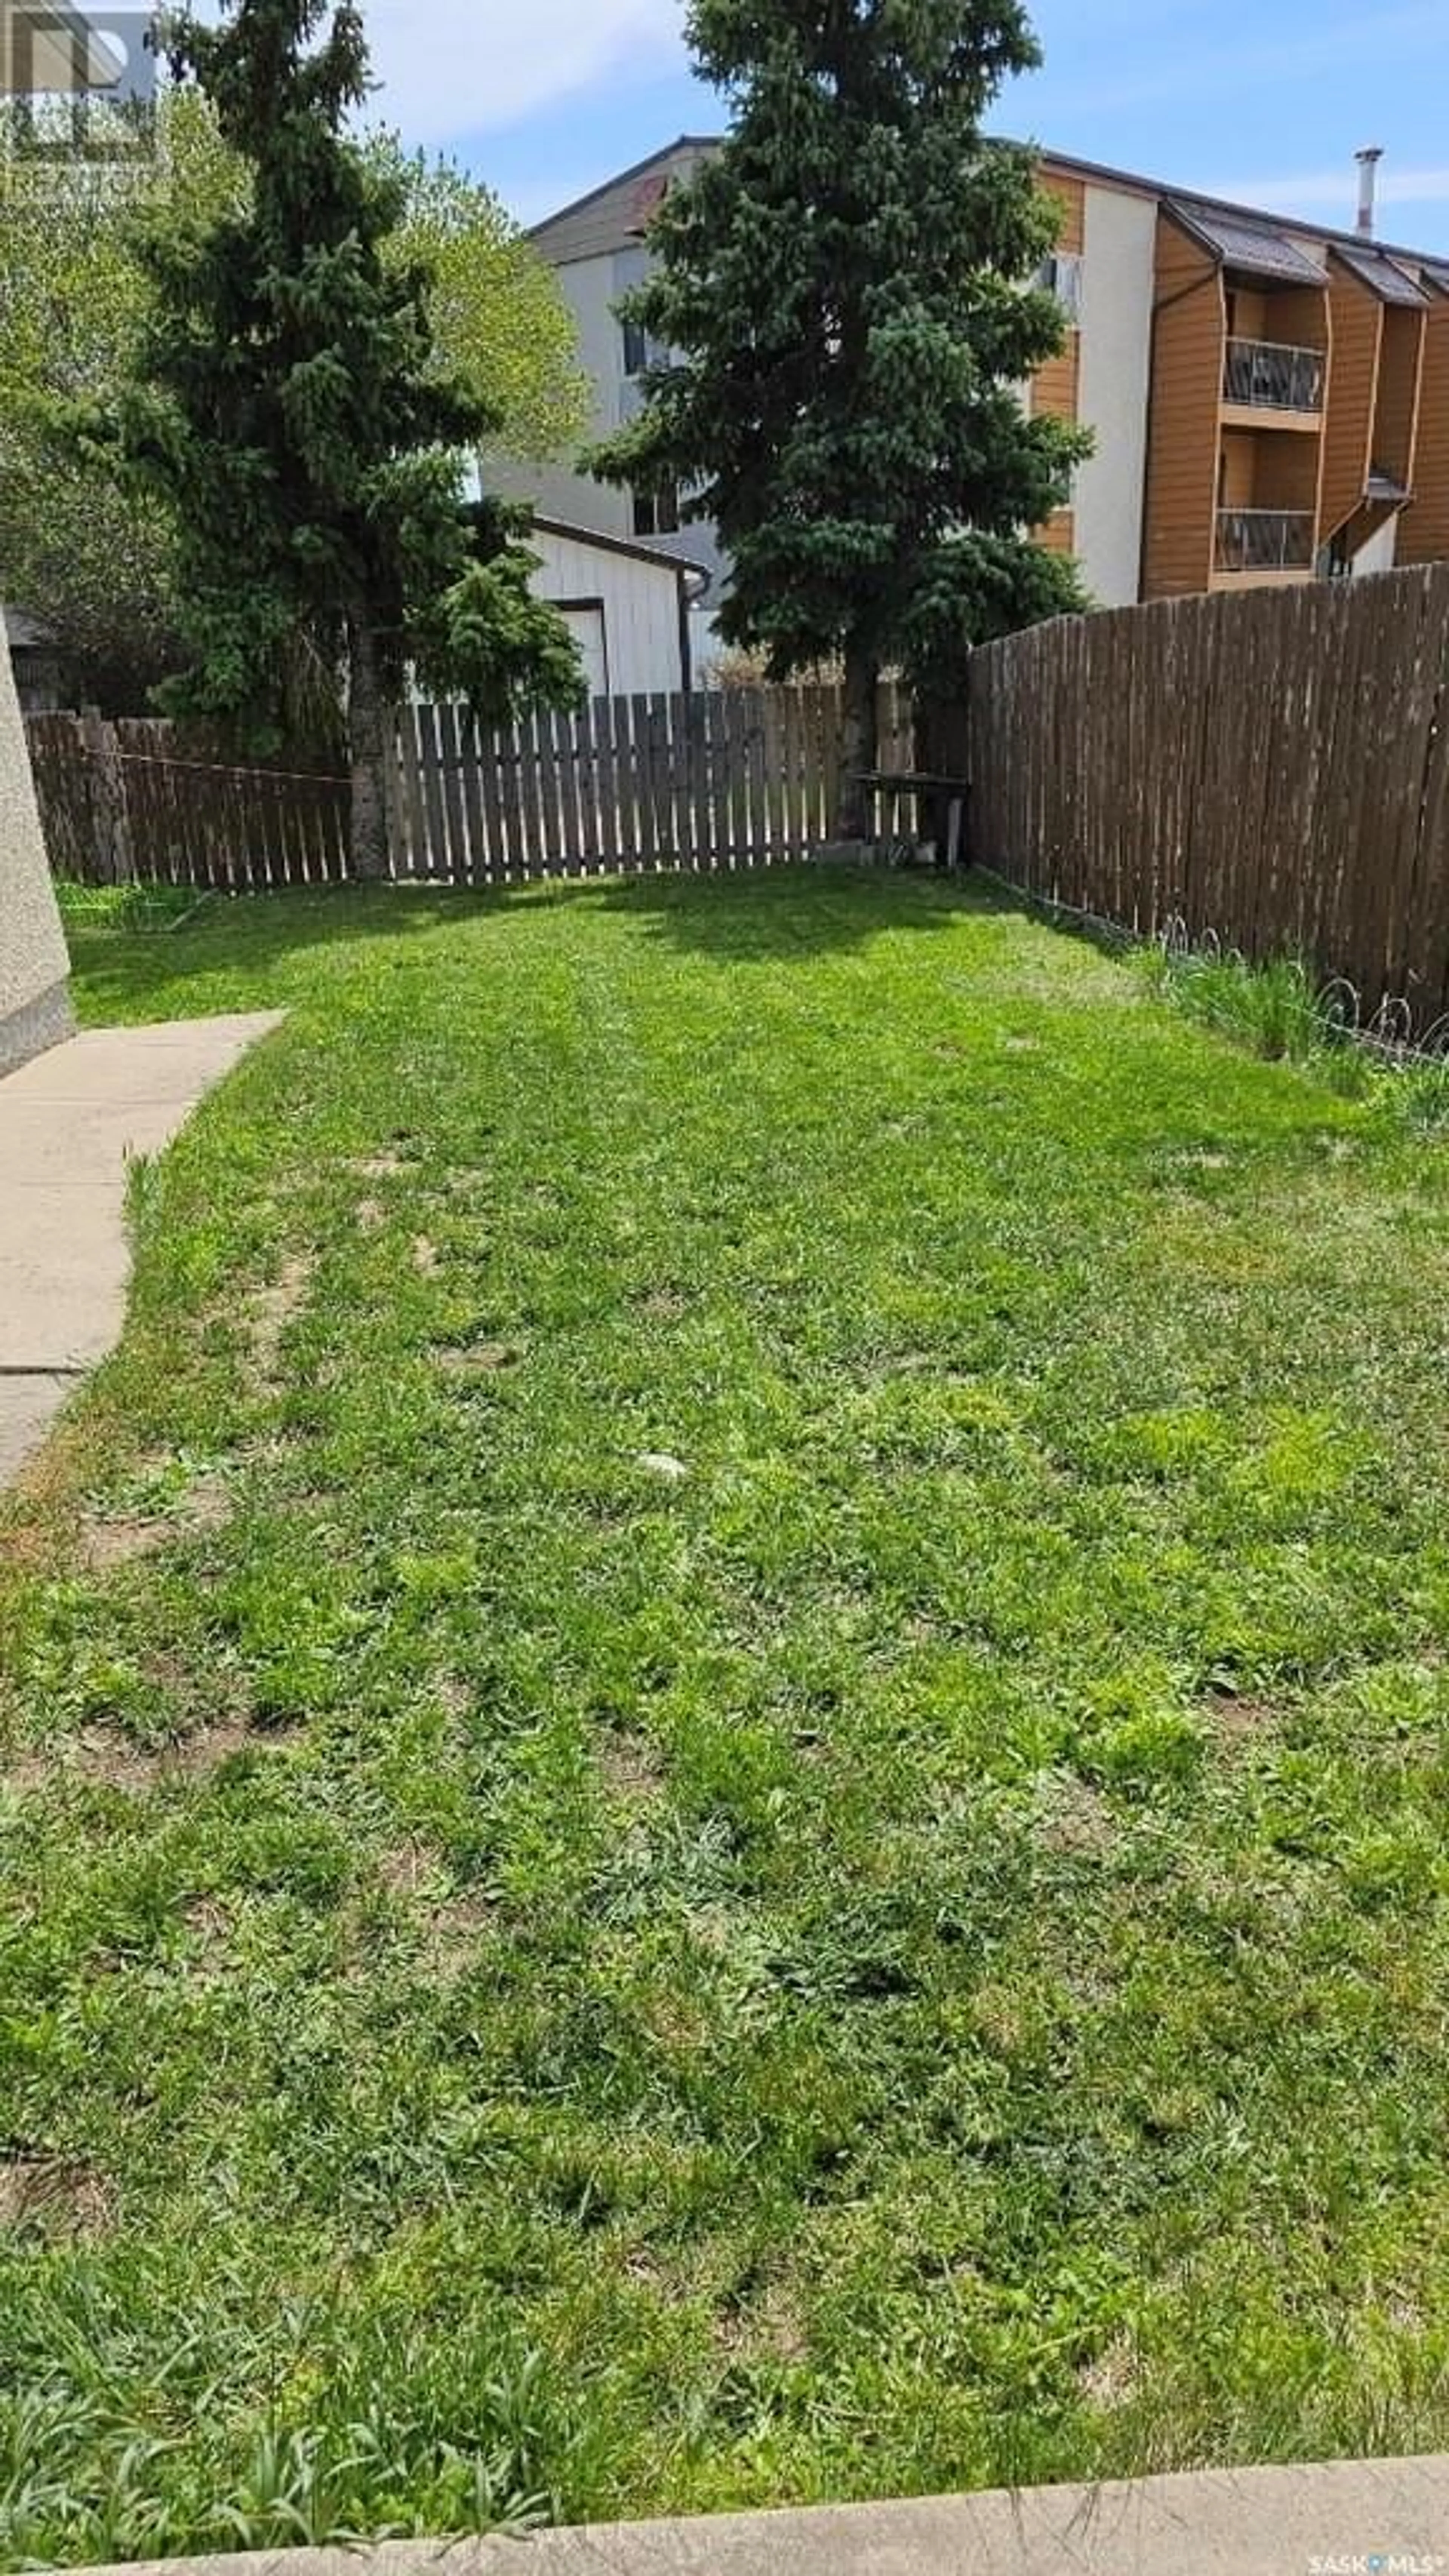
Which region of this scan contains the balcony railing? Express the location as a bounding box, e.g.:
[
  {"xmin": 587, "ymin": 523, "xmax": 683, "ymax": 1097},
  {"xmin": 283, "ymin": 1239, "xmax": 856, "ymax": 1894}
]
[
  {"xmin": 1223, "ymin": 337, "xmax": 1326, "ymax": 414},
  {"xmin": 1215, "ymin": 508, "xmax": 1317, "ymax": 574}
]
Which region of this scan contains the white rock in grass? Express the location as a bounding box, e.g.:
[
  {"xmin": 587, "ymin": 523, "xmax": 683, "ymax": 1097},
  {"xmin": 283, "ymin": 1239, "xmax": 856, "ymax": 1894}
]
[{"xmin": 637, "ymin": 1452, "xmax": 690, "ymax": 1483}]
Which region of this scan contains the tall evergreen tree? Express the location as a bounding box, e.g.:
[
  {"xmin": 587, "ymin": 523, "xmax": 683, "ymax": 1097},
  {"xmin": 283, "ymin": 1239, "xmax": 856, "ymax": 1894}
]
[
  {"xmin": 2, "ymin": 94, "xmax": 587, "ymax": 712},
  {"xmin": 592, "ymin": 0, "xmax": 1090, "ymax": 838},
  {"xmin": 73, "ymin": 0, "xmax": 581, "ymax": 871}
]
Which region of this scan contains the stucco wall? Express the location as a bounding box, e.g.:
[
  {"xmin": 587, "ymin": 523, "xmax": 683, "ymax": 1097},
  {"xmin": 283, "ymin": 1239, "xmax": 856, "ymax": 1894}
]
[
  {"xmin": 1076, "ymin": 185, "xmax": 1157, "ymax": 606},
  {"xmin": 0, "ymin": 636, "xmax": 71, "ymax": 1075}
]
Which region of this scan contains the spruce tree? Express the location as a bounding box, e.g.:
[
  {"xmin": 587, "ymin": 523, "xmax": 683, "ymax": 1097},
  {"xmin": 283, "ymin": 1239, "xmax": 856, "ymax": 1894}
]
[
  {"xmin": 75, "ymin": 0, "xmax": 581, "ymax": 873},
  {"xmin": 592, "ymin": 0, "xmax": 1089, "ymax": 838},
  {"xmin": 4, "ymin": 90, "xmax": 585, "ymax": 714}
]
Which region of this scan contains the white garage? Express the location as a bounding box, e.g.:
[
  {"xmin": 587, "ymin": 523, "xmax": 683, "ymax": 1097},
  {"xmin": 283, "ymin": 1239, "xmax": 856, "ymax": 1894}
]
[{"xmin": 528, "ymin": 518, "xmax": 709, "ymax": 699}]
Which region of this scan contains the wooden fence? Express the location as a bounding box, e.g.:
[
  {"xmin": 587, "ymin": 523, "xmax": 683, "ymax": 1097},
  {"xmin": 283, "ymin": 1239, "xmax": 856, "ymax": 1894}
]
[
  {"xmin": 28, "ymin": 683, "xmax": 912, "ymax": 893},
  {"xmin": 38, "ymin": 575, "xmax": 1449, "ymax": 1025},
  {"xmin": 964, "ymin": 563, "xmax": 1449, "ymax": 1028},
  {"xmin": 25, "ymin": 714, "xmax": 349, "ymax": 889}
]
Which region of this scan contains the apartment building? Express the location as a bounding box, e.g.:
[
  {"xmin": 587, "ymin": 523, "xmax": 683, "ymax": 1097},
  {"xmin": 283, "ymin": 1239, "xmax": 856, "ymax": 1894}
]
[
  {"xmin": 506, "ymin": 140, "xmax": 728, "ymax": 674},
  {"xmin": 520, "ymin": 138, "xmax": 1449, "ymax": 626}
]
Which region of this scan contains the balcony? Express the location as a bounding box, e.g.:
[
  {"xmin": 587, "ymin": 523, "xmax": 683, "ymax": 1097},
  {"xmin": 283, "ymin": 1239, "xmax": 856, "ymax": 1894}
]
[
  {"xmin": 1215, "ymin": 508, "xmax": 1316, "ymax": 575},
  {"xmin": 1223, "ymin": 337, "xmax": 1326, "ymax": 416}
]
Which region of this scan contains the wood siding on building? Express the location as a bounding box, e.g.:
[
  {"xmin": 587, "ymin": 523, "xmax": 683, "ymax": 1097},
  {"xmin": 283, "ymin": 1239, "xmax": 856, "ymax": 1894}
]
[
  {"xmin": 1249, "ymin": 432, "xmax": 1320, "ymax": 515},
  {"xmin": 1218, "ymin": 431, "xmax": 1256, "ymax": 509},
  {"xmin": 1032, "ymin": 335, "xmax": 1080, "ymax": 424},
  {"xmin": 1400, "ymin": 291, "xmax": 1449, "ymax": 564},
  {"xmin": 529, "ymin": 526, "xmax": 689, "ymax": 697},
  {"xmin": 1142, "ymin": 215, "xmax": 1225, "ymax": 598},
  {"xmin": 1321, "ymin": 262, "xmax": 1383, "ymax": 539},
  {"xmin": 1031, "ymin": 173, "xmax": 1084, "ymax": 552},
  {"xmin": 1226, "ymin": 283, "xmax": 1269, "ymax": 341},
  {"xmin": 526, "ymin": 143, "xmax": 1449, "ymax": 611},
  {"xmin": 1375, "ymin": 303, "xmax": 1427, "ymax": 492},
  {"xmin": 1041, "ymin": 168, "xmax": 1086, "ymax": 257},
  {"xmin": 1226, "ymin": 281, "xmax": 1329, "ymax": 351}
]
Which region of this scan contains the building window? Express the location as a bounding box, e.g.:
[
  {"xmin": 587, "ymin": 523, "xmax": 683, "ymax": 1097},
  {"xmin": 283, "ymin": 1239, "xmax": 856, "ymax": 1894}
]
[
  {"xmin": 623, "ymin": 318, "xmax": 670, "ymax": 380},
  {"xmin": 632, "ymin": 482, "xmax": 680, "ymax": 539},
  {"xmin": 1036, "ymin": 251, "xmax": 1083, "ymax": 324}
]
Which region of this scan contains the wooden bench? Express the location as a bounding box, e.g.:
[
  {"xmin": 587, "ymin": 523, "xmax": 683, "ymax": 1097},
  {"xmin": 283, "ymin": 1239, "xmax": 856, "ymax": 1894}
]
[{"xmin": 854, "ymin": 771, "xmax": 969, "ymax": 870}]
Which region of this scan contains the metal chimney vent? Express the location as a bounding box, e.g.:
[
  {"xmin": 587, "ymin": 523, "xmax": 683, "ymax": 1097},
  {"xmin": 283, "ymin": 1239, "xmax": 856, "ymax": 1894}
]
[{"xmin": 1356, "ymin": 146, "xmax": 1384, "ymax": 238}]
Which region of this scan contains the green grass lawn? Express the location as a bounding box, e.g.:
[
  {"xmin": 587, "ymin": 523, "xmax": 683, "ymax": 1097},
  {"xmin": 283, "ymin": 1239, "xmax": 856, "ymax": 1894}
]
[{"xmin": 5, "ymin": 868, "xmax": 1449, "ymax": 2562}]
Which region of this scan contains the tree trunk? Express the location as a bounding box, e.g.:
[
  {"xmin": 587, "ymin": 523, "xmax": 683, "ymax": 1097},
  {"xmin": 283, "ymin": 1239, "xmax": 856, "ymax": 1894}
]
[
  {"xmin": 834, "ymin": 643, "xmax": 879, "ymax": 843},
  {"xmin": 347, "ymin": 608, "xmax": 390, "ymax": 880}
]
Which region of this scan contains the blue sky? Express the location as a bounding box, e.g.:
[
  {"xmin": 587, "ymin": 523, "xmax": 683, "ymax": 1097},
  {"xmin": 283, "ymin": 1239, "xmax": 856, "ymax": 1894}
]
[{"xmin": 360, "ymin": 0, "xmax": 1449, "ymax": 254}]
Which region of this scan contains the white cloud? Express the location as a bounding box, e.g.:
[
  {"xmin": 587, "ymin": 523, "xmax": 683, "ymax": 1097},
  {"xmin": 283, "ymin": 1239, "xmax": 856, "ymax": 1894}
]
[{"xmin": 359, "ymin": 0, "xmax": 686, "ymax": 143}]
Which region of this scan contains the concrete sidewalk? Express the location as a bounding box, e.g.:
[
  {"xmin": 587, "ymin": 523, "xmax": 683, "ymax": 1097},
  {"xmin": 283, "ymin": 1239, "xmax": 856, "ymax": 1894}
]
[
  {"xmin": 65, "ymin": 2456, "xmax": 1449, "ymax": 2576},
  {"xmin": 0, "ymin": 1014, "xmax": 283, "ymax": 1484}
]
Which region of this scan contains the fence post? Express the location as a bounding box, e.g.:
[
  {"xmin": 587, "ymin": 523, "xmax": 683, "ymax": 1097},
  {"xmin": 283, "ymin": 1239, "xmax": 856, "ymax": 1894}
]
[{"xmin": 79, "ymin": 712, "xmax": 134, "ymax": 883}]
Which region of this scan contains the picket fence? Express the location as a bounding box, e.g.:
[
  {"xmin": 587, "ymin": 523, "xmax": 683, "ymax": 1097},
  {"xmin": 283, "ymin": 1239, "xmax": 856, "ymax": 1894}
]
[
  {"xmin": 27, "ymin": 683, "xmax": 913, "ymax": 892},
  {"xmin": 34, "ymin": 566, "xmax": 1449, "ymax": 1037}
]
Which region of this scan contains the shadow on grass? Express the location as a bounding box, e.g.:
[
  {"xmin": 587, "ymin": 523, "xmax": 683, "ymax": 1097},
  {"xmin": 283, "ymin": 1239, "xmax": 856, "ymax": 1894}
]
[
  {"xmin": 581, "ymin": 863, "xmax": 1001, "ymax": 960},
  {"xmin": 67, "ymin": 864, "xmax": 1009, "ymax": 1020}
]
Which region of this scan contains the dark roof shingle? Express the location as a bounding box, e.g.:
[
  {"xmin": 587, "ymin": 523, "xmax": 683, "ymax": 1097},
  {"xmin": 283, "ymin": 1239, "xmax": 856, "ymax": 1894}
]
[
  {"xmin": 1333, "ymin": 241, "xmax": 1431, "ymax": 306},
  {"xmin": 1168, "ymin": 203, "xmax": 1325, "ymax": 285}
]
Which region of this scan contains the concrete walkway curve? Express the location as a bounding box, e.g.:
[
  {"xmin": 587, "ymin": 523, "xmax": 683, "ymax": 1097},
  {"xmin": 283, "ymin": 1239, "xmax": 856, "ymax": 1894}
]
[
  {"xmin": 63, "ymin": 2455, "xmax": 1449, "ymax": 2576},
  {"xmin": 0, "ymin": 1013, "xmax": 283, "ymax": 1484}
]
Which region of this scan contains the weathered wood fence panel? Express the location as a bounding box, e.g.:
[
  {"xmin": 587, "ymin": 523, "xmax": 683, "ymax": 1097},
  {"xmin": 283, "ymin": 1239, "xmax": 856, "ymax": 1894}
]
[
  {"xmin": 965, "ymin": 563, "xmax": 1449, "ymax": 1029},
  {"xmin": 29, "ymin": 682, "xmax": 911, "ymax": 894},
  {"xmin": 26, "ymin": 715, "xmax": 117, "ymax": 880},
  {"xmin": 26, "ymin": 715, "xmax": 351, "ymax": 892},
  {"xmin": 32, "ymin": 574, "xmax": 1449, "ymax": 1035}
]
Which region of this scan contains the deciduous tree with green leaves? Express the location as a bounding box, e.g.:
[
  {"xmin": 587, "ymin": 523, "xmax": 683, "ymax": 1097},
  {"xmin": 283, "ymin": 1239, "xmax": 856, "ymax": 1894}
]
[
  {"xmin": 376, "ymin": 141, "xmax": 589, "ymax": 467},
  {"xmin": 0, "ymin": 95, "xmax": 234, "ymax": 705},
  {"xmin": 591, "ymin": 0, "xmax": 1091, "ymax": 838}
]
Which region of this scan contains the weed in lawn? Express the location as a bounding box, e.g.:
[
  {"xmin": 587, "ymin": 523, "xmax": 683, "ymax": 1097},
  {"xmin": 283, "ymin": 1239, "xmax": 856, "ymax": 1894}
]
[
  {"xmin": 1141, "ymin": 946, "xmax": 1324, "ymax": 1063},
  {"xmin": 1141, "ymin": 936, "xmax": 1449, "ymax": 1129},
  {"xmin": 50, "ymin": 882, "xmax": 207, "ymax": 935},
  {"xmin": 2, "ymin": 870, "xmax": 1449, "ymax": 2554},
  {"xmin": 77, "ymin": 1452, "xmax": 235, "ymax": 1572}
]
